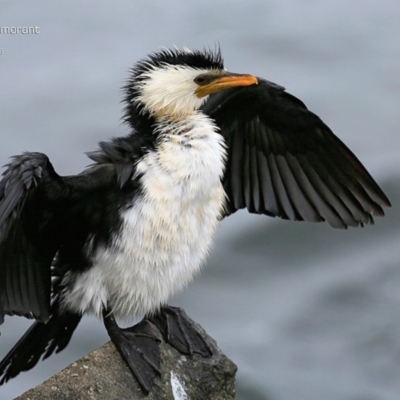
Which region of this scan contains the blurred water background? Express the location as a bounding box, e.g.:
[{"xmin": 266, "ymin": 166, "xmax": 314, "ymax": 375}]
[{"xmin": 0, "ymin": 1, "xmax": 399, "ymax": 399}]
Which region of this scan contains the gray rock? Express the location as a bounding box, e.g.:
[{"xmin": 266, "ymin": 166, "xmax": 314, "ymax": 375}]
[{"xmin": 14, "ymin": 318, "xmax": 237, "ymax": 400}]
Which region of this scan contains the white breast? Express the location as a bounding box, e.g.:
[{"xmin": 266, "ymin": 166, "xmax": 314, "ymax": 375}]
[{"xmin": 63, "ymin": 113, "xmax": 227, "ymax": 320}]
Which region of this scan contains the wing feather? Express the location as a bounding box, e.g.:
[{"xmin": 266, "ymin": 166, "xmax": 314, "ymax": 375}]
[
  {"xmin": 0, "ymin": 153, "xmax": 69, "ymax": 322},
  {"xmin": 0, "ymin": 134, "xmax": 147, "ymax": 325},
  {"xmin": 202, "ymin": 78, "xmax": 391, "ymax": 228}
]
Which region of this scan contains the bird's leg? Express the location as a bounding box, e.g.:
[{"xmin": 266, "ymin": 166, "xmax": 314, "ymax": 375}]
[
  {"xmin": 102, "ymin": 308, "xmax": 161, "ymax": 394},
  {"xmin": 149, "ymin": 305, "xmax": 212, "ymax": 357}
]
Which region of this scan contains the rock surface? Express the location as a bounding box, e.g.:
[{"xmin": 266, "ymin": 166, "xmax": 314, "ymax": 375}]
[{"xmin": 14, "ymin": 318, "xmax": 237, "ymax": 400}]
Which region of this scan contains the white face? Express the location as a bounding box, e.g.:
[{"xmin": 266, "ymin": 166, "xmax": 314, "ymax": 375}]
[{"xmin": 135, "ymin": 64, "xmax": 216, "ymax": 117}]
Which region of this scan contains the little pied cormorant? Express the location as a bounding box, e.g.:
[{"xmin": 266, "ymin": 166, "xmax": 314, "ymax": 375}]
[{"xmin": 0, "ymin": 47, "xmax": 391, "ymax": 393}]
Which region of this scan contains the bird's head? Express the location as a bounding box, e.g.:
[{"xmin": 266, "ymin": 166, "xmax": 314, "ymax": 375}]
[{"xmin": 123, "ymin": 47, "xmax": 257, "ymax": 127}]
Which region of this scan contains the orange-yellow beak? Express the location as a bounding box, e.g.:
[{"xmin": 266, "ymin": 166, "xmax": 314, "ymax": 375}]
[{"xmin": 195, "ymin": 74, "xmax": 258, "ymax": 98}]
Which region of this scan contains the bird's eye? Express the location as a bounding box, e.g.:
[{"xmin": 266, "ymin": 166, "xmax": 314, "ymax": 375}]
[{"xmin": 194, "ymin": 75, "xmax": 207, "ymax": 85}]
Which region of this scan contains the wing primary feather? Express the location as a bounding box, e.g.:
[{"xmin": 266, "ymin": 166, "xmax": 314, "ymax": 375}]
[
  {"xmin": 290, "ymin": 155, "xmax": 348, "ymax": 228},
  {"xmin": 257, "ymin": 126, "xmax": 282, "ymax": 216},
  {"xmin": 285, "ymin": 153, "xmax": 350, "ymax": 228},
  {"xmin": 16, "ymin": 252, "xmax": 27, "ymax": 313},
  {"xmin": 250, "ymin": 146, "xmax": 261, "ymax": 213},
  {"xmin": 266, "ymin": 153, "xmax": 293, "ymax": 220},
  {"xmin": 312, "ymin": 160, "xmax": 373, "ymax": 225},
  {"xmin": 298, "ymin": 154, "xmax": 369, "ymax": 226},
  {"xmin": 5, "ymin": 246, "xmax": 19, "ymax": 311},
  {"xmin": 265, "ymin": 127, "xmax": 297, "ymax": 220},
  {"xmin": 343, "ymin": 175, "xmax": 385, "ymax": 217},
  {"xmin": 275, "ymin": 155, "xmax": 322, "ymax": 222},
  {"xmin": 27, "ymin": 256, "xmax": 39, "ymax": 317},
  {"xmin": 332, "ymin": 139, "xmax": 391, "ymax": 209},
  {"xmin": 243, "ymin": 134, "xmax": 255, "ymax": 212},
  {"xmin": 256, "ymin": 152, "xmax": 279, "ymax": 216},
  {"xmin": 249, "ymin": 122, "xmax": 263, "ymax": 213}
]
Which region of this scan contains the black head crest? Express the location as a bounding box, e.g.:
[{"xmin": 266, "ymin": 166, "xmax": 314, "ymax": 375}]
[{"xmin": 135, "ymin": 47, "xmax": 224, "ymax": 75}]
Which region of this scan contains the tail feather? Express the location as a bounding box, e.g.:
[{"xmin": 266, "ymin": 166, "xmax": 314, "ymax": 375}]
[{"xmin": 0, "ymin": 301, "xmax": 82, "ymax": 384}]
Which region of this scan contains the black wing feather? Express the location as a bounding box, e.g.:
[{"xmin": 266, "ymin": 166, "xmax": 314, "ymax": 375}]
[
  {"xmin": 0, "ymin": 296, "xmax": 82, "ymax": 384},
  {"xmin": 0, "ymin": 135, "xmax": 144, "ymax": 325},
  {"xmin": 202, "ymin": 78, "xmax": 391, "ymax": 228},
  {"xmin": 0, "ymin": 153, "xmax": 68, "ymax": 323}
]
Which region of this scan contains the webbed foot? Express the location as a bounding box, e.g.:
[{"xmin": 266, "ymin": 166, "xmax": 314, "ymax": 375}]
[
  {"xmin": 149, "ymin": 305, "xmax": 212, "ymax": 357},
  {"xmin": 103, "ymin": 308, "xmax": 161, "ymax": 394}
]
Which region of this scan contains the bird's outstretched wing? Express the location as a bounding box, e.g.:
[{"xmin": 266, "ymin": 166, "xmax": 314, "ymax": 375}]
[
  {"xmin": 202, "ymin": 78, "xmax": 391, "ymax": 228},
  {"xmin": 0, "ymin": 152, "xmax": 70, "ymax": 324},
  {"xmin": 0, "ymin": 138, "xmax": 142, "ymax": 325}
]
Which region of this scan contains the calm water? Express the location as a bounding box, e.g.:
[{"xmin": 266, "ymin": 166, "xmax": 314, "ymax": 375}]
[{"xmin": 1, "ymin": 2, "xmax": 399, "ymax": 399}]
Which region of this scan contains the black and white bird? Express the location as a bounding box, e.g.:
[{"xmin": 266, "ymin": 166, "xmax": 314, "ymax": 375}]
[{"xmin": 0, "ymin": 47, "xmax": 391, "ymax": 393}]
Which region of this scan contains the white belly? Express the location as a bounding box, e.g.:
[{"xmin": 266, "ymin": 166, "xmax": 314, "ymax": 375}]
[{"xmin": 63, "ymin": 114, "xmax": 227, "ymax": 320}]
